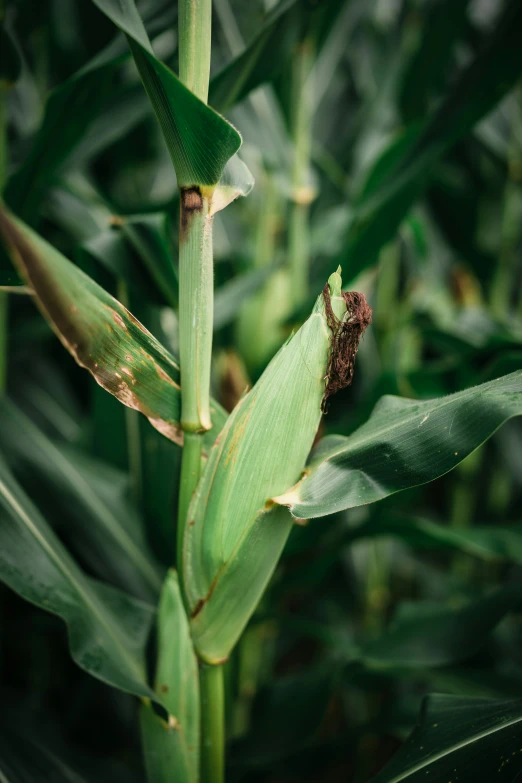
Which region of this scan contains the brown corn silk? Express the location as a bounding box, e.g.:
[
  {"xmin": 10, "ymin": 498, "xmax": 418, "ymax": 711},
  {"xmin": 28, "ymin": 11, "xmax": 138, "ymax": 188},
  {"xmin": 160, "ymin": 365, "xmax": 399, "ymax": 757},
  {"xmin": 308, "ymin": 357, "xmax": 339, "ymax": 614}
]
[{"xmin": 321, "ymin": 285, "xmax": 372, "ymax": 412}]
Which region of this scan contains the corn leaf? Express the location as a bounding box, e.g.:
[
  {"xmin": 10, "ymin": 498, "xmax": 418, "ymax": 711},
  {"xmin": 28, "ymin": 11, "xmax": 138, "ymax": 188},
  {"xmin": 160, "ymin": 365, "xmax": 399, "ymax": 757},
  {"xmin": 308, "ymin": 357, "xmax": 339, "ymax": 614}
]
[
  {"xmin": 140, "ymin": 571, "xmax": 199, "ymax": 783},
  {"xmin": 0, "ymin": 398, "xmax": 163, "ymax": 599},
  {"xmin": 340, "ymin": 0, "xmax": 522, "ymax": 280},
  {"xmin": 0, "ymin": 455, "xmax": 155, "ymax": 699},
  {"xmin": 274, "ymin": 370, "xmax": 522, "ymax": 518},
  {"xmin": 5, "ymin": 38, "xmax": 124, "ymax": 221},
  {"xmin": 209, "ymin": 0, "xmax": 344, "ymax": 113},
  {"xmin": 209, "ymin": 0, "xmax": 302, "ymax": 113},
  {"xmin": 361, "ymin": 586, "xmax": 521, "ymax": 670},
  {"xmin": 347, "ymin": 515, "xmax": 522, "ymax": 564},
  {"xmin": 81, "ymin": 214, "xmax": 179, "ymax": 311},
  {"xmin": 371, "ymin": 694, "xmax": 522, "ymax": 783},
  {"xmin": 91, "ymin": 0, "xmax": 241, "ymax": 188},
  {"xmin": 0, "ymin": 207, "xmax": 226, "ymax": 448}
]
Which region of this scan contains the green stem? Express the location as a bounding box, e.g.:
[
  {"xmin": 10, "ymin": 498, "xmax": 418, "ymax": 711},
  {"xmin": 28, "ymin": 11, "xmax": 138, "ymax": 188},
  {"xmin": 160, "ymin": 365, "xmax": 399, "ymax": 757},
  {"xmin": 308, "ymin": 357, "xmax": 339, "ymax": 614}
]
[
  {"xmin": 177, "ymin": 431, "xmax": 202, "ymax": 560},
  {"xmin": 178, "ymin": 199, "xmax": 214, "ymax": 434},
  {"xmin": 179, "ymin": 0, "xmax": 212, "ymax": 102},
  {"xmin": 176, "ymin": 0, "xmax": 213, "ymax": 573},
  {"xmin": 200, "ymin": 663, "xmax": 225, "ymax": 783},
  {"xmin": 288, "ymin": 39, "xmax": 315, "ymax": 311}
]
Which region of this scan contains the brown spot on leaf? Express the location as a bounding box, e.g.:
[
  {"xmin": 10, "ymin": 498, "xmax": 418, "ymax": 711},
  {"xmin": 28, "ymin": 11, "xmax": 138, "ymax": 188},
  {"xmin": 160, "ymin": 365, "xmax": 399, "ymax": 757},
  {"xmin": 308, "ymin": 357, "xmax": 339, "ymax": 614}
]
[
  {"xmin": 113, "ymin": 310, "xmax": 128, "ymax": 331},
  {"xmin": 321, "ymin": 285, "xmax": 372, "ymax": 413}
]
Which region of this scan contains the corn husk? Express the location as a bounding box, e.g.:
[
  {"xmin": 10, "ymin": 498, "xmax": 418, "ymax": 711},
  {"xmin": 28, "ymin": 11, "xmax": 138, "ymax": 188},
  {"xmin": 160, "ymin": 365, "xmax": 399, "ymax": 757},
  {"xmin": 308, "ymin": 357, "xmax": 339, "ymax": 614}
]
[{"xmin": 182, "ymin": 270, "xmax": 347, "ymax": 663}]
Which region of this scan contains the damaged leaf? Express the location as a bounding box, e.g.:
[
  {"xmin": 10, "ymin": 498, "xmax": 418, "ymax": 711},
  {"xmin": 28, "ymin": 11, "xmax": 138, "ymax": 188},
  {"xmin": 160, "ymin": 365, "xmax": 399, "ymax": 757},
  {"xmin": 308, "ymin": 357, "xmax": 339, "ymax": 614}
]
[{"xmin": 0, "ymin": 207, "xmax": 226, "ymax": 448}]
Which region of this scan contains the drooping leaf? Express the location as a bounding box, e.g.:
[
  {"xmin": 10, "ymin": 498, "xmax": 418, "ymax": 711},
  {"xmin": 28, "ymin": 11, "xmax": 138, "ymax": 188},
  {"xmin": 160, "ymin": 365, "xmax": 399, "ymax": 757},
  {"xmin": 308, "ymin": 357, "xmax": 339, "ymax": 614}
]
[
  {"xmin": 340, "ymin": 0, "xmax": 522, "ymax": 280},
  {"xmin": 274, "ymin": 370, "xmax": 522, "ymax": 519},
  {"xmin": 140, "ymin": 571, "xmax": 199, "ymax": 783},
  {"xmin": 91, "ymin": 0, "xmax": 241, "ymax": 188},
  {"xmin": 0, "ymin": 207, "xmax": 227, "ymax": 448},
  {"xmin": 0, "ymin": 397, "xmax": 163, "ymax": 599},
  {"xmin": 0, "ymin": 455, "xmax": 155, "ymax": 699},
  {"xmin": 371, "ymin": 694, "xmax": 522, "ymax": 783}
]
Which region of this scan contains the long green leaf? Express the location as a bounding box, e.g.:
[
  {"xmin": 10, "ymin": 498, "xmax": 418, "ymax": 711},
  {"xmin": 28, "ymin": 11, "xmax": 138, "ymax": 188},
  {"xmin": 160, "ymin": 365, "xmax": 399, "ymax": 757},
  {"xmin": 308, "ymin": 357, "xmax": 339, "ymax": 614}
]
[
  {"xmin": 371, "ymin": 694, "xmax": 522, "ymax": 782},
  {"xmin": 275, "ymin": 371, "xmax": 522, "ymax": 518},
  {"xmin": 0, "ymin": 456, "xmax": 154, "ymax": 699},
  {"xmin": 0, "ymin": 207, "xmax": 226, "ymax": 448},
  {"xmin": 0, "ymin": 398, "xmax": 163, "ymax": 598},
  {"xmin": 91, "ymin": 0, "xmax": 241, "ymax": 188},
  {"xmin": 340, "ymin": 0, "xmax": 522, "ymax": 280}
]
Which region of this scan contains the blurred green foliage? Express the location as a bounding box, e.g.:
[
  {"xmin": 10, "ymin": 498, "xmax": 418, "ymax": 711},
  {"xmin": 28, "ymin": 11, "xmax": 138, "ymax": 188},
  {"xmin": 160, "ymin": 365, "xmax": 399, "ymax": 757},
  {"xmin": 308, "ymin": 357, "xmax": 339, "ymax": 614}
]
[{"xmin": 1, "ymin": 0, "xmax": 522, "ymax": 781}]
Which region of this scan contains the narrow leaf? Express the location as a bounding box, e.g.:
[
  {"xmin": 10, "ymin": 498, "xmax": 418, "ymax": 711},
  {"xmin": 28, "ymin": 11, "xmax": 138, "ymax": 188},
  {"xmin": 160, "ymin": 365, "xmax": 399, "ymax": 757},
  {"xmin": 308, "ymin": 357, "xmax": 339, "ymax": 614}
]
[
  {"xmin": 0, "ymin": 456, "xmax": 154, "ymax": 699},
  {"xmin": 275, "ymin": 371, "xmax": 522, "ymax": 518},
  {"xmin": 0, "ymin": 398, "xmax": 163, "ymax": 598}
]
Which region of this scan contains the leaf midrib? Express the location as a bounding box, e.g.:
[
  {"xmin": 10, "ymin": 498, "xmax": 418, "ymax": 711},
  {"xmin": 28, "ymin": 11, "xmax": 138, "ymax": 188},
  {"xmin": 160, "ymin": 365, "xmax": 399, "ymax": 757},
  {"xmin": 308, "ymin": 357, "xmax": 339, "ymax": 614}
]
[
  {"xmin": 316, "ymin": 373, "xmax": 522, "ymax": 467},
  {"xmin": 384, "ymin": 711, "xmax": 522, "ymax": 783}
]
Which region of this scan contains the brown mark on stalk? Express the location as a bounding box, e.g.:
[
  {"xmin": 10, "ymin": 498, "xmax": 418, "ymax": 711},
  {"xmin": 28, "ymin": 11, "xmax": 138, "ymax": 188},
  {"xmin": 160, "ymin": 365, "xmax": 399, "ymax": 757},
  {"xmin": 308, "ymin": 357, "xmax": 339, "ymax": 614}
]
[
  {"xmin": 180, "ymin": 186, "xmax": 203, "ymax": 240},
  {"xmin": 321, "ymin": 285, "xmax": 372, "ymax": 413}
]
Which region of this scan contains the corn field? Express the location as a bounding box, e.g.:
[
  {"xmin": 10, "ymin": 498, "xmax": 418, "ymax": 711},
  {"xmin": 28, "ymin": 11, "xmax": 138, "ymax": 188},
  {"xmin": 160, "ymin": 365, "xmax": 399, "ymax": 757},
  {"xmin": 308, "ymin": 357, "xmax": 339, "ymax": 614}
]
[{"xmin": 1, "ymin": 0, "xmax": 522, "ymax": 781}]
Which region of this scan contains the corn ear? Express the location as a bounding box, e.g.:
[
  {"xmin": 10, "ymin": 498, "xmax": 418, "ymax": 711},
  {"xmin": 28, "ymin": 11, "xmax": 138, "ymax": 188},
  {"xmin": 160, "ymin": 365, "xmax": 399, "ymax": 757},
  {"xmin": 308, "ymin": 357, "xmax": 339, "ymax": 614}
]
[{"xmin": 183, "ymin": 270, "xmax": 347, "ymax": 663}]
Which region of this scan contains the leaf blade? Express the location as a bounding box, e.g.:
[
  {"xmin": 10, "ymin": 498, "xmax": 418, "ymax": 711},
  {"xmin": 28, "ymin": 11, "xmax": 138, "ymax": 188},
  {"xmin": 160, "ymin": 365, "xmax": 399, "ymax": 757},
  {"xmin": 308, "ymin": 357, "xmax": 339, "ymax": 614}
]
[
  {"xmin": 0, "ymin": 207, "xmax": 226, "ymax": 449},
  {"xmin": 0, "ymin": 456, "xmax": 155, "ymax": 699},
  {"xmin": 275, "ymin": 371, "xmax": 522, "ymax": 518}
]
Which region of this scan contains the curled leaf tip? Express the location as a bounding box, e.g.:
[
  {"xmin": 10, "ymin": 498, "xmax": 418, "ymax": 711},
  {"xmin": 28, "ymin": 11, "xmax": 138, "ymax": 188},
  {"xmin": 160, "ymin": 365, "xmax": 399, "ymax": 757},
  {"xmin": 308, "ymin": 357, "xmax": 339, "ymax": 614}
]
[{"xmin": 321, "ymin": 286, "xmax": 372, "ymax": 413}]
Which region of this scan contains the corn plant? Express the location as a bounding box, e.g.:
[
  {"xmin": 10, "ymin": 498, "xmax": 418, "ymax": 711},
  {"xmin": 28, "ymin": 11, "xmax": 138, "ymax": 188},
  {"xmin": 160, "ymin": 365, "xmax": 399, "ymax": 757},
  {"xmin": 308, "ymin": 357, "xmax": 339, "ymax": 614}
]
[{"xmin": 1, "ymin": 1, "xmax": 522, "ymax": 782}]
